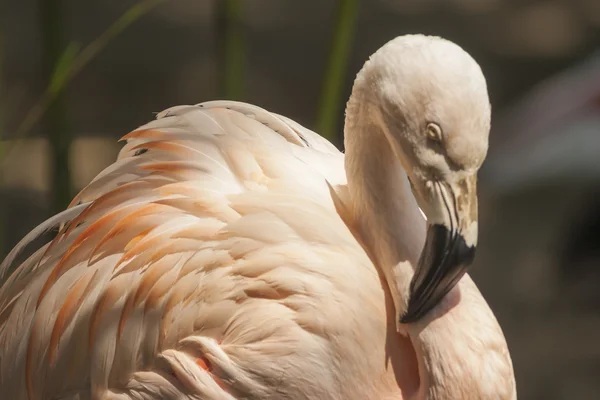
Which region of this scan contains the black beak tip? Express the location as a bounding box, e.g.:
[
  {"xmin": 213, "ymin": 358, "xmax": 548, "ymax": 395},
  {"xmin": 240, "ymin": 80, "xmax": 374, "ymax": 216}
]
[
  {"xmin": 399, "ymin": 224, "xmax": 476, "ymax": 325},
  {"xmin": 399, "ymin": 306, "xmax": 420, "ymax": 324}
]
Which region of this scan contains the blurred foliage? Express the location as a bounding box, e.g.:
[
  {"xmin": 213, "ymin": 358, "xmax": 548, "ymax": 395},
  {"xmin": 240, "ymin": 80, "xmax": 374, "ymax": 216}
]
[
  {"xmin": 216, "ymin": 0, "xmax": 245, "ymax": 99},
  {"xmin": 0, "ymin": 34, "xmax": 4, "ymax": 164},
  {"xmin": 0, "ymin": 0, "xmax": 166, "ymax": 170},
  {"xmin": 316, "ymin": 0, "xmax": 358, "ymax": 141},
  {"xmin": 0, "ymin": 33, "xmax": 4, "ymax": 258},
  {"xmin": 40, "ymin": 0, "xmax": 71, "ymax": 212}
]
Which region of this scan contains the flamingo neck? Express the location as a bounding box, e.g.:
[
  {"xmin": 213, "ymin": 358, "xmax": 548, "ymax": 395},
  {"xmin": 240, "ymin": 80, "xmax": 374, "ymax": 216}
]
[
  {"xmin": 343, "ymin": 84, "xmax": 425, "ymax": 326},
  {"xmin": 343, "ymin": 85, "xmax": 516, "ymax": 399}
]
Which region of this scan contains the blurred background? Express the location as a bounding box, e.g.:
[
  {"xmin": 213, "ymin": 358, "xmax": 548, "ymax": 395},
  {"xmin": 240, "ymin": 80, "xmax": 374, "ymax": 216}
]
[{"xmin": 1, "ymin": 0, "xmax": 599, "ymax": 398}]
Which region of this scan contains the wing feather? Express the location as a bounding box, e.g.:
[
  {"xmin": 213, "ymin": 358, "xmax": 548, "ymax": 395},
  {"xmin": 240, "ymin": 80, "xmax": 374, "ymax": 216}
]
[{"xmin": 0, "ymin": 101, "xmax": 384, "ymax": 400}]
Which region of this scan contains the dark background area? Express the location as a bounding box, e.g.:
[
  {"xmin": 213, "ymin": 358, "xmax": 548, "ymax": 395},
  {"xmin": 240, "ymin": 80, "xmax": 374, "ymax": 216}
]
[{"xmin": 1, "ymin": 1, "xmax": 600, "ymax": 398}]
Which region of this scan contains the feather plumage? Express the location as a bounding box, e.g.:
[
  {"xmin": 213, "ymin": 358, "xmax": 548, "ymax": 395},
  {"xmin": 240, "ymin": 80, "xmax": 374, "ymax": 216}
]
[{"xmin": 0, "ymin": 102, "xmax": 391, "ymax": 400}]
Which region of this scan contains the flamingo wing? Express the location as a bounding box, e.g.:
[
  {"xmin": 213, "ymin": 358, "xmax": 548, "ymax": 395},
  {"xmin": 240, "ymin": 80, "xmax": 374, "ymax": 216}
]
[{"xmin": 0, "ymin": 101, "xmax": 393, "ymax": 400}]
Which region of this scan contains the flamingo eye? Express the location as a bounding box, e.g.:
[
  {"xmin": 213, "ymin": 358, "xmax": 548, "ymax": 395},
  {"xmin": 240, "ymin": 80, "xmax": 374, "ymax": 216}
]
[{"xmin": 426, "ymin": 122, "xmax": 443, "ymax": 142}]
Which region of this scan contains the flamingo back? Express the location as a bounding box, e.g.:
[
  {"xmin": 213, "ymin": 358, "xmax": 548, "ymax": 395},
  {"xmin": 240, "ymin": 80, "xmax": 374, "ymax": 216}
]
[{"xmin": 0, "ymin": 102, "xmax": 397, "ymax": 399}]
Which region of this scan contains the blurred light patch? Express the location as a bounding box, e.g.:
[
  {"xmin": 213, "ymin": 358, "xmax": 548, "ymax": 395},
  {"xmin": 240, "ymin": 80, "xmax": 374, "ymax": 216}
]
[
  {"xmin": 70, "ymin": 137, "xmax": 120, "ymax": 189},
  {"xmin": 0, "ymin": 137, "xmax": 120, "ymax": 193},
  {"xmin": 486, "ymin": 113, "xmax": 600, "ymax": 190}
]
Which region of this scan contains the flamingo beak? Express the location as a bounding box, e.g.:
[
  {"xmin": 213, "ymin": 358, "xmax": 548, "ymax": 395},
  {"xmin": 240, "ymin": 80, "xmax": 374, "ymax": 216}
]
[{"xmin": 400, "ymin": 175, "xmax": 478, "ymax": 323}]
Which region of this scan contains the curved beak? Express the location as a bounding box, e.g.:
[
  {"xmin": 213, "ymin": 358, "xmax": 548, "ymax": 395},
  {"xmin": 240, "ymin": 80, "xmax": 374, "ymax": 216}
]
[{"xmin": 401, "ymin": 175, "xmax": 478, "ymax": 324}]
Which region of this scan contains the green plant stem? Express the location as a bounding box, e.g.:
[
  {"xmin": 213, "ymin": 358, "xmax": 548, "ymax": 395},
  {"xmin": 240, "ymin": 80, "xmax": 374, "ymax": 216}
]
[
  {"xmin": 216, "ymin": 0, "xmax": 244, "ymax": 99},
  {"xmin": 40, "ymin": 0, "xmax": 71, "ymax": 212},
  {"xmin": 316, "ymin": 0, "xmax": 358, "ymax": 141},
  {"xmin": 0, "ymin": 33, "xmax": 4, "ymax": 259},
  {"xmin": 0, "ymin": 34, "xmax": 3, "ymax": 163}
]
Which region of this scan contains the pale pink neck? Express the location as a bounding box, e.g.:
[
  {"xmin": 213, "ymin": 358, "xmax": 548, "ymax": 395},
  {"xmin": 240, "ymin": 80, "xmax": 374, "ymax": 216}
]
[{"xmin": 344, "ymin": 90, "xmax": 425, "ymax": 320}]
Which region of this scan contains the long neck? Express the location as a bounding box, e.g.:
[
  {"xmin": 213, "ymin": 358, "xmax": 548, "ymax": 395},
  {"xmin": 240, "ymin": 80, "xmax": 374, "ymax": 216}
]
[
  {"xmin": 343, "ymin": 87, "xmax": 516, "ymax": 400},
  {"xmin": 344, "ymin": 91, "xmax": 425, "ymax": 323}
]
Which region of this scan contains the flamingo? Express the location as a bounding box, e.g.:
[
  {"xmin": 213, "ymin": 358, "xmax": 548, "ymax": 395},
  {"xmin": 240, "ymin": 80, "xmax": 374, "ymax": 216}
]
[{"xmin": 0, "ymin": 35, "xmax": 516, "ymax": 399}]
